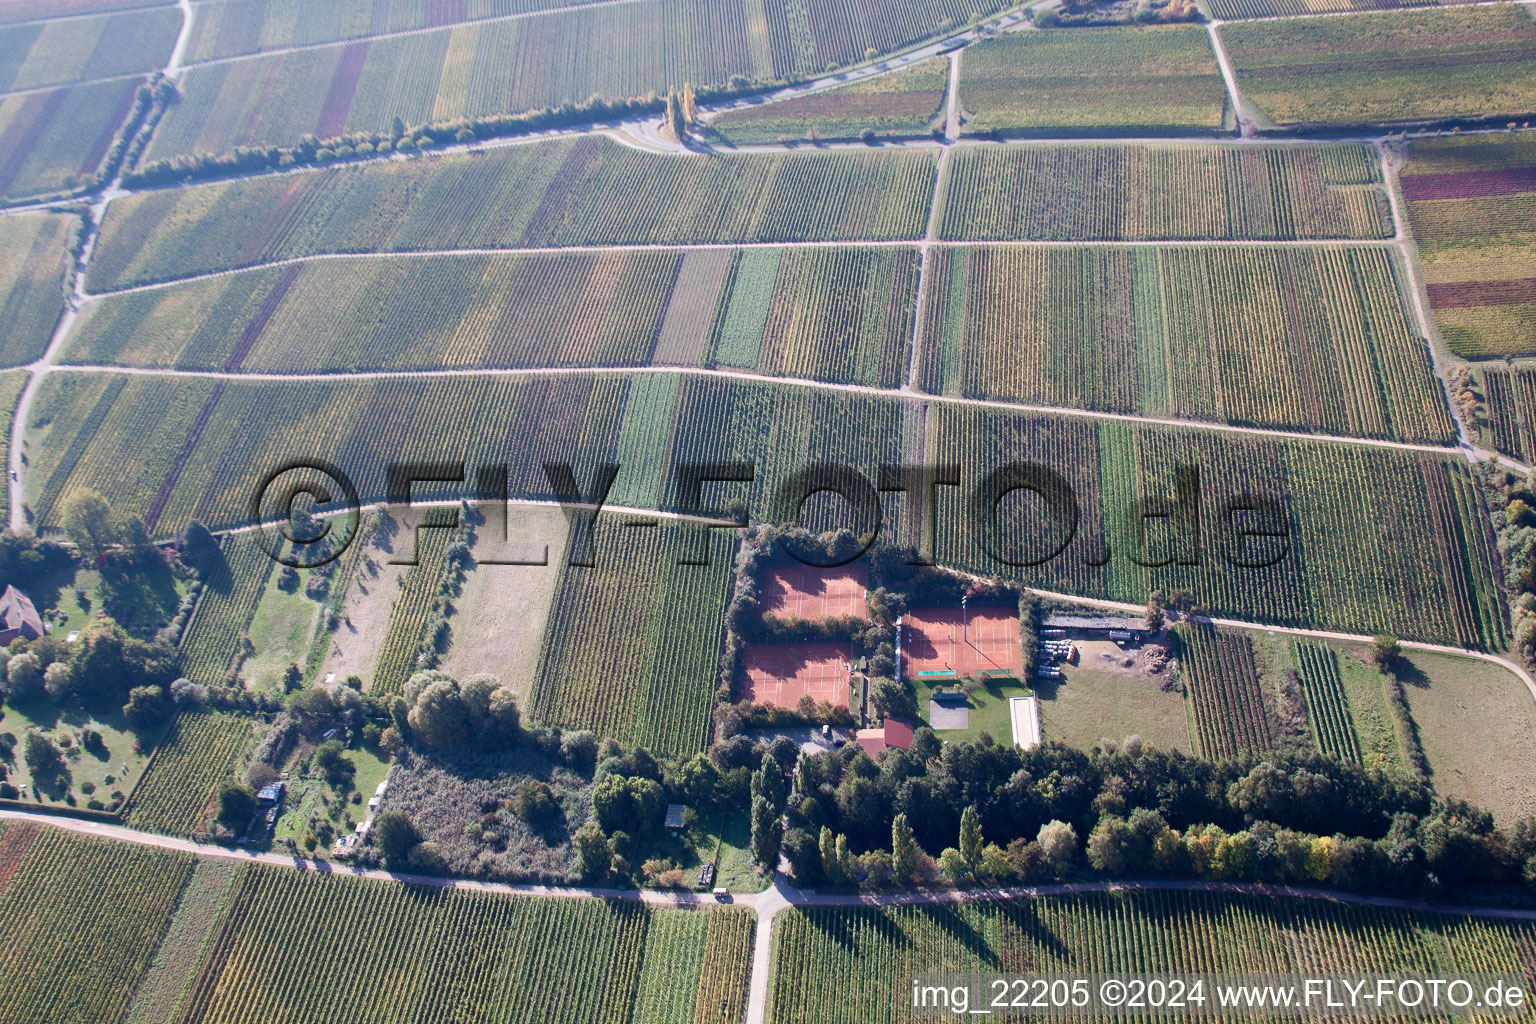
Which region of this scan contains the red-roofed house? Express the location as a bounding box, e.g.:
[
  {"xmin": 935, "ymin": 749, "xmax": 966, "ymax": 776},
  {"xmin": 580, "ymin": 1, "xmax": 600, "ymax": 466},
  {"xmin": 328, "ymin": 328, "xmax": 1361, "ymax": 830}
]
[
  {"xmin": 855, "ymin": 719, "xmax": 916, "ymax": 756},
  {"xmin": 0, "ymin": 586, "xmax": 43, "ymax": 645}
]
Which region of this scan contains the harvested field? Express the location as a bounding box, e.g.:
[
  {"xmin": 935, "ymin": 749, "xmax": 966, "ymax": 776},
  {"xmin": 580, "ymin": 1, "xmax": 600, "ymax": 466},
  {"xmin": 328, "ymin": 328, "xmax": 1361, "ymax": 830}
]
[
  {"xmin": 742, "ymin": 639, "xmax": 852, "ymax": 707},
  {"xmin": 760, "ymin": 562, "xmax": 868, "ymax": 621},
  {"xmin": 901, "ymin": 606, "xmax": 1021, "ymax": 678},
  {"xmin": 1221, "ymin": 6, "xmax": 1536, "ymax": 127},
  {"xmin": 708, "ymin": 55, "xmax": 949, "ymax": 145},
  {"xmin": 959, "ymin": 25, "xmax": 1228, "ymax": 136},
  {"xmin": 917, "ymin": 244, "xmax": 1452, "ymax": 443},
  {"xmin": 1400, "ymin": 135, "xmax": 1536, "ymax": 357},
  {"xmin": 941, "ymin": 142, "xmax": 1390, "ymax": 241}
]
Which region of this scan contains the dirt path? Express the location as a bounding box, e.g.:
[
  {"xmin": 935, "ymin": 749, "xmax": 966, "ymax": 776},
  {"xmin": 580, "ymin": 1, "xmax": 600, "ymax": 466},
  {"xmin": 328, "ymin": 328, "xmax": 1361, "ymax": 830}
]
[{"xmin": 1206, "ymin": 21, "xmax": 1253, "ymax": 138}]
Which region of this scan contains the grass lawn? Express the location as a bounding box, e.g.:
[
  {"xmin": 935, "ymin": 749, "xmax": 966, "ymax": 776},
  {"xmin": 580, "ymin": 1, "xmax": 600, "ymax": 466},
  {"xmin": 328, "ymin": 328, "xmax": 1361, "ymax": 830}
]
[
  {"xmin": 0, "ymin": 696, "xmax": 161, "ymax": 809},
  {"xmin": 240, "ymin": 569, "xmax": 324, "ymax": 691},
  {"xmin": 1397, "ymin": 650, "xmax": 1536, "ymax": 825},
  {"xmin": 439, "ymin": 506, "xmax": 568, "ymax": 701},
  {"xmin": 1322, "ymin": 641, "xmax": 1407, "ymax": 774},
  {"xmin": 708, "ymin": 807, "xmax": 768, "ymax": 894},
  {"xmin": 271, "ymin": 741, "xmax": 394, "ymax": 853},
  {"xmin": 913, "ymin": 675, "xmax": 1033, "ymax": 746},
  {"xmin": 1035, "ymin": 659, "xmax": 1191, "ymax": 755}
]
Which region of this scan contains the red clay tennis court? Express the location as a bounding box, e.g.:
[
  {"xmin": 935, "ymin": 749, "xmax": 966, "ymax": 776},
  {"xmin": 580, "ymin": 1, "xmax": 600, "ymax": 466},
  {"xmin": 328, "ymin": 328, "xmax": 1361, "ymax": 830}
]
[
  {"xmin": 901, "ymin": 607, "xmax": 1022, "ymax": 678},
  {"xmin": 742, "ymin": 641, "xmax": 852, "ymax": 707},
  {"xmin": 759, "ymin": 563, "xmax": 868, "ymax": 621}
]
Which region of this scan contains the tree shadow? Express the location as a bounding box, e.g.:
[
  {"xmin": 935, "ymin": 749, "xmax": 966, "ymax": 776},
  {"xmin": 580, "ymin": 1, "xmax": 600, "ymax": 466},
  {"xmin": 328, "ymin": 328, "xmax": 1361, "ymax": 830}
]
[{"xmin": 1394, "ymin": 659, "xmax": 1432, "ymax": 690}]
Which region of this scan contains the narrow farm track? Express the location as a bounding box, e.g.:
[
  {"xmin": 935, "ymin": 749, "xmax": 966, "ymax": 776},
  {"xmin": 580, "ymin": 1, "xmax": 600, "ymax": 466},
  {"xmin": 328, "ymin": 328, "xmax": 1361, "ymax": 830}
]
[
  {"xmin": 1206, "ymin": 20, "xmax": 1253, "ymax": 138},
  {"xmin": 40, "ymin": 360, "xmax": 1474, "ymax": 460}
]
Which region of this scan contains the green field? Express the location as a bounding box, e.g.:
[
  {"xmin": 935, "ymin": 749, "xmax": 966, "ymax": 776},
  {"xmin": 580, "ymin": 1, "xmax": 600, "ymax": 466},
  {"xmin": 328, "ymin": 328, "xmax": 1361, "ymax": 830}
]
[
  {"xmin": 123, "ymin": 710, "xmax": 256, "ymax": 836},
  {"xmin": 531, "ymin": 516, "xmax": 735, "ymax": 756},
  {"xmin": 177, "ymin": 532, "xmax": 277, "ymax": 685},
  {"xmin": 959, "ymin": 25, "xmax": 1228, "ymax": 136},
  {"xmin": 0, "ymin": 6, "xmax": 178, "ymax": 91},
  {"xmin": 89, "ymin": 137, "xmax": 936, "ymax": 289},
  {"xmin": 0, "ymin": 211, "xmax": 71, "ymax": 365},
  {"xmin": 0, "ymin": 368, "xmax": 26, "ymax": 524},
  {"xmin": 1034, "ymin": 651, "xmax": 1193, "ymax": 755},
  {"xmin": 940, "ymin": 141, "xmax": 1390, "ymax": 240},
  {"xmin": 0, "ymin": 822, "xmax": 755, "ymax": 1024},
  {"xmin": 179, "ymin": 0, "xmax": 615, "ymax": 60},
  {"xmin": 0, "ymin": 693, "xmax": 159, "ymax": 811},
  {"xmin": 1176, "ymin": 625, "xmax": 1273, "ymax": 758},
  {"xmin": 768, "ymin": 892, "xmax": 1536, "ymax": 1024},
  {"xmin": 0, "ymin": 0, "xmax": 173, "ymax": 22},
  {"xmin": 70, "ymin": 245, "xmax": 918, "ymax": 387},
  {"xmin": 20, "ymin": 370, "xmax": 1506, "ymax": 648},
  {"xmin": 0, "ymin": 75, "xmax": 145, "ymax": 201},
  {"xmin": 1398, "ymin": 649, "xmax": 1536, "ymax": 824},
  {"xmin": 150, "ymin": 0, "xmax": 1014, "ymax": 161},
  {"xmin": 0, "ymin": 822, "xmax": 194, "ymax": 1024},
  {"xmin": 1398, "ymin": 134, "xmax": 1536, "ymax": 358},
  {"xmin": 708, "ymin": 56, "xmax": 949, "ymax": 145},
  {"xmin": 1222, "ymin": 6, "xmax": 1536, "ymax": 128},
  {"xmin": 1208, "ymin": 0, "xmax": 1492, "ymax": 19},
  {"xmin": 918, "ymin": 244, "xmax": 1452, "ymax": 442}
]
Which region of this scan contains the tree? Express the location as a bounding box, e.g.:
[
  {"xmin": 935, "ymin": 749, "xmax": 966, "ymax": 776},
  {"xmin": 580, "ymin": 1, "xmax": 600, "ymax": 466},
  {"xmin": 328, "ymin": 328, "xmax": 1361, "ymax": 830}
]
[
  {"xmin": 43, "ymin": 660, "xmax": 74, "ymax": 701},
  {"xmin": 1086, "ymin": 815, "xmax": 1137, "ymax": 873},
  {"xmin": 836, "ymin": 833, "xmax": 853, "ymax": 882},
  {"xmin": 666, "ymin": 91, "xmax": 686, "ymax": 140},
  {"xmin": 892, "ymin": 812, "xmax": 918, "ymax": 883},
  {"xmin": 958, "ymin": 805, "xmax": 983, "ymax": 871},
  {"xmin": 61, "ymin": 489, "xmax": 117, "ymax": 561},
  {"xmin": 1144, "ymin": 593, "xmax": 1166, "ymax": 634},
  {"xmin": 180, "ymin": 519, "xmax": 222, "ymax": 573},
  {"xmin": 819, "ymin": 825, "xmax": 841, "ymax": 883},
  {"xmin": 938, "ymin": 847, "xmax": 969, "ymax": 884},
  {"xmin": 405, "ymin": 673, "xmax": 471, "ymax": 746},
  {"xmin": 171, "ymin": 678, "xmax": 207, "ymax": 706},
  {"xmin": 515, "ymin": 780, "xmax": 559, "ymax": 823},
  {"xmin": 373, "ymin": 811, "xmax": 421, "ymax": 865},
  {"xmin": 311, "ymin": 739, "xmax": 353, "ymax": 788},
  {"xmin": 1369, "ymin": 635, "xmax": 1402, "ymax": 671},
  {"xmin": 593, "ymin": 773, "xmax": 664, "ymax": 836},
  {"xmin": 751, "ymin": 794, "xmax": 783, "ymax": 869},
  {"xmin": 4, "ymin": 652, "xmax": 42, "ymax": 702},
  {"xmin": 123, "ymin": 685, "xmax": 171, "ymax": 731},
  {"xmin": 216, "ymin": 780, "xmax": 257, "ymax": 825},
  {"xmin": 782, "ymin": 827, "xmax": 822, "ymax": 885},
  {"xmin": 573, "ymin": 822, "xmax": 613, "ymax": 880},
  {"xmin": 1038, "ymin": 820, "xmax": 1077, "ymax": 877},
  {"xmin": 681, "ymin": 82, "xmax": 697, "ymax": 123},
  {"xmin": 22, "ymin": 729, "xmax": 64, "ymax": 779},
  {"xmin": 870, "ymin": 677, "xmax": 917, "ymax": 720},
  {"xmin": 751, "ymin": 753, "xmax": 785, "ymax": 811}
]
